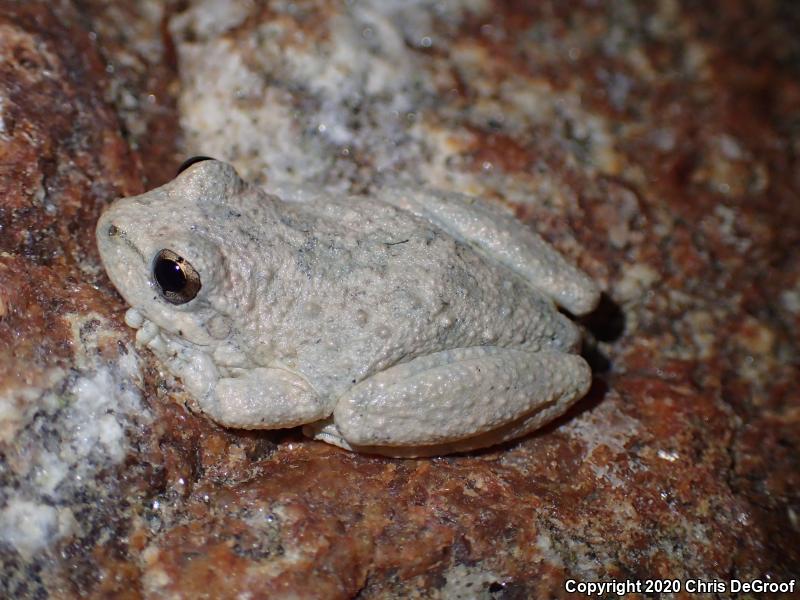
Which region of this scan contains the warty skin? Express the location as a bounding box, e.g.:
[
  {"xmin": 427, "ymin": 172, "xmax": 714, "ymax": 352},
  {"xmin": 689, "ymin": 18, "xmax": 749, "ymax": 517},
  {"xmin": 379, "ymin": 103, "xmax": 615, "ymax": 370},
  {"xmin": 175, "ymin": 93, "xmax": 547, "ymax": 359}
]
[{"xmin": 96, "ymin": 160, "xmax": 600, "ymax": 456}]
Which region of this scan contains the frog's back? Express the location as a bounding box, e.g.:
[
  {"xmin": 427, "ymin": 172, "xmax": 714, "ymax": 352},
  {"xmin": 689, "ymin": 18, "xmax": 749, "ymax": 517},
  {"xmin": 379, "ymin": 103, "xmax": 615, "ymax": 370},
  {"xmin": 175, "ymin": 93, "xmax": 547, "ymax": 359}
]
[{"xmin": 264, "ymin": 195, "xmax": 580, "ymax": 398}]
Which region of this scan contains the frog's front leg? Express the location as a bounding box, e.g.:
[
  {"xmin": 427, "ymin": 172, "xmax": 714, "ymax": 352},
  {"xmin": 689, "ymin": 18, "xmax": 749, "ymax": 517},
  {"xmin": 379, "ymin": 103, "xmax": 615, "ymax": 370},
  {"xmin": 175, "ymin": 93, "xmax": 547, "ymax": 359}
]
[
  {"xmin": 328, "ymin": 347, "xmax": 590, "ymax": 450},
  {"xmin": 135, "ymin": 318, "xmax": 330, "ymax": 429},
  {"xmin": 198, "ymin": 368, "xmax": 329, "ymax": 430}
]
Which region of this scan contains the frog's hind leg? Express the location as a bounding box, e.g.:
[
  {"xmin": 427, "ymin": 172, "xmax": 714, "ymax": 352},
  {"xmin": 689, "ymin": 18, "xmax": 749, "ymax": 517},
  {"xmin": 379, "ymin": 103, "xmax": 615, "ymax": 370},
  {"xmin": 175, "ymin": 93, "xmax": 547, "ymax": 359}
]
[
  {"xmin": 381, "ymin": 188, "xmax": 600, "ymax": 315},
  {"xmin": 331, "ymin": 347, "xmax": 590, "ymax": 455}
]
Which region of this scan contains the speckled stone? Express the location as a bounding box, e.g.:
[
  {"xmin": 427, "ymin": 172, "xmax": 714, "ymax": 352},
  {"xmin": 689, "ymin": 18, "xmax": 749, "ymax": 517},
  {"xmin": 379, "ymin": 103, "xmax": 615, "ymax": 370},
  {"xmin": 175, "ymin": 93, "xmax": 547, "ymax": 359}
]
[{"xmin": 1, "ymin": 1, "xmax": 798, "ymax": 599}]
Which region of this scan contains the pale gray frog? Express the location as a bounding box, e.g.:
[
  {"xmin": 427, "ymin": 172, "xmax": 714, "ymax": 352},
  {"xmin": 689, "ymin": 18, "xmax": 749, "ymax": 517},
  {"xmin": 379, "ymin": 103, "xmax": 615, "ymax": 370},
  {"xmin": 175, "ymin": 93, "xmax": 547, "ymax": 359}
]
[{"xmin": 96, "ymin": 159, "xmax": 600, "ymax": 456}]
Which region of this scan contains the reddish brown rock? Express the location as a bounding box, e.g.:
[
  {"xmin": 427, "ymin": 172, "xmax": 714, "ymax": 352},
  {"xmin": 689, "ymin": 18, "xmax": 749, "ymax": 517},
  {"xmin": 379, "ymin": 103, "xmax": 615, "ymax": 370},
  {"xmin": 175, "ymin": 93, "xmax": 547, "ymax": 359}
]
[
  {"xmin": 0, "ymin": 1, "xmax": 143, "ymax": 266},
  {"xmin": 1, "ymin": 1, "xmax": 798, "ymax": 599}
]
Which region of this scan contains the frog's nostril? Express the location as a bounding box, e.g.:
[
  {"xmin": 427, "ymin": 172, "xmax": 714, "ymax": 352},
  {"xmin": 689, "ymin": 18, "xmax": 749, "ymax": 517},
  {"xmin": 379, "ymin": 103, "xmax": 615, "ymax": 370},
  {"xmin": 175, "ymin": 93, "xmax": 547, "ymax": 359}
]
[{"xmin": 107, "ymin": 224, "xmax": 120, "ymax": 237}]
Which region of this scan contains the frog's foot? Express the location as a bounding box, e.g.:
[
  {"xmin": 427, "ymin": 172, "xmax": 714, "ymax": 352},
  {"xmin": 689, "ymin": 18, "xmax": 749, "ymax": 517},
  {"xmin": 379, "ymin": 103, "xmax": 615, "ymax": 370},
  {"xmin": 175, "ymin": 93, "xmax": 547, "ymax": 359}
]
[
  {"xmin": 302, "ymin": 419, "xmax": 355, "ymax": 451},
  {"xmin": 381, "ymin": 188, "xmax": 600, "ymax": 315},
  {"xmin": 198, "ymin": 368, "xmax": 331, "ymax": 430},
  {"xmin": 331, "ymin": 346, "xmax": 590, "ymax": 454},
  {"xmin": 302, "ymin": 416, "xmax": 538, "ymax": 458}
]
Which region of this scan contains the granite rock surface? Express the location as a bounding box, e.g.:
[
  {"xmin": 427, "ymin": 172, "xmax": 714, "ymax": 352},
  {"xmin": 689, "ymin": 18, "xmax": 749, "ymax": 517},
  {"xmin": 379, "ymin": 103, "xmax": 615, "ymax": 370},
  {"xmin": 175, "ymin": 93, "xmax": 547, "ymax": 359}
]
[{"xmin": 1, "ymin": 1, "xmax": 798, "ymax": 598}]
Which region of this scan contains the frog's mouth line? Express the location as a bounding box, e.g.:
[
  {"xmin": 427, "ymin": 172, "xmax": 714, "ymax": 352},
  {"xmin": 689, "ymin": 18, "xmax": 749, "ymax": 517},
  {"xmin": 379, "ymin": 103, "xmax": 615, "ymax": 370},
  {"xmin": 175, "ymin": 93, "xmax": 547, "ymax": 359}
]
[
  {"xmin": 98, "ymin": 221, "xmax": 157, "ymax": 316},
  {"xmin": 132, "ymin": 312, "xmax": 215, "ymax": 351}
]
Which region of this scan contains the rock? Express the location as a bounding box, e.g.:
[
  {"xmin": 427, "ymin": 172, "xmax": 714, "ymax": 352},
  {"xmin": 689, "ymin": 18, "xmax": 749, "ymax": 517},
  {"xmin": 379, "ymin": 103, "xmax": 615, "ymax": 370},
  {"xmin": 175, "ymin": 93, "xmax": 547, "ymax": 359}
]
[{"xmin": 1, "ymin": 1, "xmax": 798, "ymax": 598}]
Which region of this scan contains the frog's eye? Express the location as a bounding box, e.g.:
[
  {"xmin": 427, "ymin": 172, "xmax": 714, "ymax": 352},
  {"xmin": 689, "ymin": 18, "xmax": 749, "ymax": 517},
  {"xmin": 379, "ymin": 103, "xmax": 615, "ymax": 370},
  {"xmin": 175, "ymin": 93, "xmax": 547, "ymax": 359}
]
[
  {"xmin": 177, "ymin": 155, "xmax": 215, "ymax": 175},
  {"xmin": 152, "ymin": 249, "xmax": 201, "ymax": 305}
]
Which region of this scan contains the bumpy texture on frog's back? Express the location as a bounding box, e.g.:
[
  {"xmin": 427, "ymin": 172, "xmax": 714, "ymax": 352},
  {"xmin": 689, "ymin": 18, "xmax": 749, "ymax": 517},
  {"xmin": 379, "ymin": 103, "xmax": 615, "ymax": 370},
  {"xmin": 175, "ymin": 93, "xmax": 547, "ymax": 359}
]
[
  {"xmin": 217, "ymin": 191, "xmax": 582, "ymax": 399},
  {"xmin": 96, "ymin": 160, "xmax": 598, "ymax": 452}
]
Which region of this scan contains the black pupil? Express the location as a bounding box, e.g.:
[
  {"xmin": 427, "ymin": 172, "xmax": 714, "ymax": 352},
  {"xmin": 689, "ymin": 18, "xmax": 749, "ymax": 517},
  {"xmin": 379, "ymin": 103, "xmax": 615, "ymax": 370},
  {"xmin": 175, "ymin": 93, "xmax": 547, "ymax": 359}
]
[{"xmin": 154, "ymin": 258, "xmax": 186, "ymax": 293}]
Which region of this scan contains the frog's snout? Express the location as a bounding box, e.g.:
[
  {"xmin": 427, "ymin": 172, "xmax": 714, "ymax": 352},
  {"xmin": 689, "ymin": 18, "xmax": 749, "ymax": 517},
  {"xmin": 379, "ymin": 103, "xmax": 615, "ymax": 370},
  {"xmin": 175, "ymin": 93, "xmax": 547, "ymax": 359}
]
[
  {"xmin": 96, "ymin": 205, "xmax": 128, "ymax": 245},
  {"xmin": 97, "ymin": 211, "xmax": 134, "ymax": 257}
]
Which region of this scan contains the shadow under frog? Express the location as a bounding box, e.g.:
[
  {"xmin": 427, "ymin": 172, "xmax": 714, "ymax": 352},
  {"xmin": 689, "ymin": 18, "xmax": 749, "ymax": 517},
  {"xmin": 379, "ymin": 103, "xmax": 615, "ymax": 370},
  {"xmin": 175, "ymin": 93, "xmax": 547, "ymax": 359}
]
[{"xmin": 96, "ymin": 159, "xmax": 602, "ymax": 457}]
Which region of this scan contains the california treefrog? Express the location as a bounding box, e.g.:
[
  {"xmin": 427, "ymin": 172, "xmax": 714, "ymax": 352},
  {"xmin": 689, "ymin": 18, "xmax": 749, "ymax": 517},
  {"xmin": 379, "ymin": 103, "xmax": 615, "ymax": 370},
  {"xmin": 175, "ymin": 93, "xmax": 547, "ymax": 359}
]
[{"xmin": 96, "ymin": 159, "xmax": 600, "ymax": 456}]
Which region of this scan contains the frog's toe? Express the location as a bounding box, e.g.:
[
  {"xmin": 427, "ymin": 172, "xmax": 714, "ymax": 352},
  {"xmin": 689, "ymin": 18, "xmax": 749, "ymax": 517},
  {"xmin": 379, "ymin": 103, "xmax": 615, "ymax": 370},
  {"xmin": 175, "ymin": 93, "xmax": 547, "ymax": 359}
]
[{"xmin": 303, "ymin": 419, "xmax": 355, "ymax": 451}]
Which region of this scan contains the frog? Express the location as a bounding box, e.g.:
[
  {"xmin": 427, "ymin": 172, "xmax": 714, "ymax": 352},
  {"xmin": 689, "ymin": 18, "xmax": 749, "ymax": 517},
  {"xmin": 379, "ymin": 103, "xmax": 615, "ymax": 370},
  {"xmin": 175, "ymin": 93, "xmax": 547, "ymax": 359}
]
[{"xmin": 96, "ymin": 158, "xmax": 600, "ymax": 457}]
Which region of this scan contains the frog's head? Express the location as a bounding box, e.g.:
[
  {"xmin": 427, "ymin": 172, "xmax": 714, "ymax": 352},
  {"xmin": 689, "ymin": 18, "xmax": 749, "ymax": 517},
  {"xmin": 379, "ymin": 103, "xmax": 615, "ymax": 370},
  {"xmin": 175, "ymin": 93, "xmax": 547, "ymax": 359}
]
[{"xmin": 96, "ymin": 159, "xmax": 258, "ymax": 351}]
